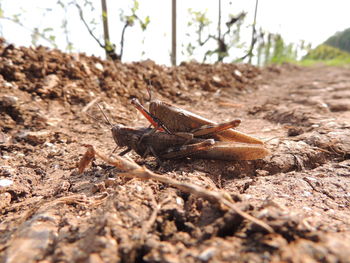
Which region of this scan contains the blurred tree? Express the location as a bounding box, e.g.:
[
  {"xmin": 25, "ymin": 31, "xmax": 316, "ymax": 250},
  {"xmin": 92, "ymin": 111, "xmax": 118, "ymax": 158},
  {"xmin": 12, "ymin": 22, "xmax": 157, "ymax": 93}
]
[
  {"xmin": 240, "ymin": 0, "xmax": 258, "ymax": 63},
  {"xmin": 0, "ymin": 2, "xmax": 58, "ymax": 47},
  {"xmin": 186, "ymin": 7, "xmax": 246, "ymax": 63},
  {"xmin": 324, "ymin": 28, "xmax": 350, "ymax": 53},
  {"xmin": 266, "ymin": 34, "xmax": 298, "ymax": 64},
  {"xmin": 171, "ymin": 0, "xmax": 177, "ymax": 66},
  {"xmin": 264, "ymin": 33, "xmax": 272, "ymax": 65},
  {"xmin": 256, "ymin": 28, "xmax": 265, "ymax": 66},
  {"xmin": 74, "ymin": 0, "xmax": 150, "ymax": 61},
  {"xmin": 254, "ymin": 31, "xmax": 310, "ymax": 65},
  {"xmin": 303, "ymin": 44, "xmax": 350, "ymax": 60},
  {"xmin": 101, "ymin": 0, "xmax": 112, "ymax": 59}
]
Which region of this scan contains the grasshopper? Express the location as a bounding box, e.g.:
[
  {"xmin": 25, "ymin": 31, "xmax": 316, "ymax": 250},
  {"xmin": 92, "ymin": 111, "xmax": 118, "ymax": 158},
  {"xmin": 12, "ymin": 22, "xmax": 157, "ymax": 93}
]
[
  {"xmin": 93, "ymin": 103, "xmax": 267, "ymax": 161},
  {"xmin": 131, "ymin": 87, "xmax": 264, "ymax": 144},
  {"xmin": 112, "ymin": 125, "xmax": 215, "ymax": 159},
  {"xmin": 130, "ymin": 91, "xmax": 269, "ymax": 160},
  {"xmin": 112, "ymin": 124, "xmax": 267, "ymax": 161}
]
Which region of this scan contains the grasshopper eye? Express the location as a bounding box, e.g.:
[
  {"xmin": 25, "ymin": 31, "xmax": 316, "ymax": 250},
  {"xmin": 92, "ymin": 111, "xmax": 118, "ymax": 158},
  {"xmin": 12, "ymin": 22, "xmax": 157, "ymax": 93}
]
[{"xmin": 111, "ymin": 125, "xmax": 125, "ymax": 145}]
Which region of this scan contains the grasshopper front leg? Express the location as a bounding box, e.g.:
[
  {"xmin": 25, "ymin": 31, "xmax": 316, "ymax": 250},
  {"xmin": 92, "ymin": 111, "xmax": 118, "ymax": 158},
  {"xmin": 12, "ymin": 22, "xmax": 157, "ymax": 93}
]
[{"xmin": 131, "ymin": 98, "xmax": 171, "ymax": 134}]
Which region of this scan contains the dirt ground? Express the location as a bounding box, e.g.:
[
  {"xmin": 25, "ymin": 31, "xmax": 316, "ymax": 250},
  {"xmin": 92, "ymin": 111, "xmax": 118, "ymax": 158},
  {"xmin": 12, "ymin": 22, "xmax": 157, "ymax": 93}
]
[{"xmin": 0, "ymin": 39, "xmax": 350, "ymax": 262}]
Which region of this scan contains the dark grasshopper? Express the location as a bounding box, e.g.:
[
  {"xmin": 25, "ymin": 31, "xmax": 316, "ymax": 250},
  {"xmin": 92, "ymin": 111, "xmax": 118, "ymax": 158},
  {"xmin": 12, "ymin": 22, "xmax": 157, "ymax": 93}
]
[
  {"xmin": 112, "ymin": 125, "xmax": 214, "ymax": 159},
  {"xmin": 130, "ymin": 95, "xmax": 269, "ymax": 160},
  {"xmin": 112, "ymin": 123, "xmax": 267, "ymax": 160}
]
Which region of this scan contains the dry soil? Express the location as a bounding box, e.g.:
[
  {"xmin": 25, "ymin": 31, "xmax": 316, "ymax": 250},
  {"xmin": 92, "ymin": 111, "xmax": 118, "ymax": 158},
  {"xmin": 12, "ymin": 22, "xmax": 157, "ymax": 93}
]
[{"xmin": 0, "ymin": 39, "xmax": 350, "ymax": 263}]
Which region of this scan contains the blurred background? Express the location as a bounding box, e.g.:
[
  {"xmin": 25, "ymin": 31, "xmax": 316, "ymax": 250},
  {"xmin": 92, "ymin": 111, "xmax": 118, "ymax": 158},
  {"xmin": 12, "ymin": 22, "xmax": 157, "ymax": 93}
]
[{"xmin": 1, "ymin": 0, "xmax": 350, "ymax": 66}]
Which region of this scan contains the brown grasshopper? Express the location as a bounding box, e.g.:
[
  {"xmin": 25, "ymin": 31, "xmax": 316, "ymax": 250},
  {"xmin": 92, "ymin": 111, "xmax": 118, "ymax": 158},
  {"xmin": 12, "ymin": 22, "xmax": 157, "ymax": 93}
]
[
  {"xmin": 130, "ymin": 93, "xmax": 269, "ymax": 160},
  {"xmin": 131, "ymin": 87, "xmax": 265, "ymax": 145}
]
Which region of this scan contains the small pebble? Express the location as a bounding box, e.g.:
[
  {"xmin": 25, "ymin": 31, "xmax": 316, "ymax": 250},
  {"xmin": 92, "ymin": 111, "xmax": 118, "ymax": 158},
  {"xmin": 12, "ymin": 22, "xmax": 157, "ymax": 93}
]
[
  {"xmin": 198, "ymin": 247, "xmax": 216, "ymax": 261},
  {"xmin": 0, "ymin": 179, "xmax": 13, "ymax": 187},
  {"xmin": 1, "ymin": 95, "xmax": 18, "ymax": 106},
  {"xmin": 234, "ymin": 69, "xmax": 242, "ymax": 77}
]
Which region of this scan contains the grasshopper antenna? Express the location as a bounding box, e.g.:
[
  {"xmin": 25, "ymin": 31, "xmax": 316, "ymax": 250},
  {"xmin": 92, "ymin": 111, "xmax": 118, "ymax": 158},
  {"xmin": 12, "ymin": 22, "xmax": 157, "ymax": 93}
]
[
  {"xmin": 146, "ymin": 80, "xmax": 153, "ymax": 102},
  {"xmin": 96, "ymin": 103, "xmax": 120, "ymax": 155},
  {"xmin": 97, "ymin": 103, "xmax": 113, "ymax": 128}
]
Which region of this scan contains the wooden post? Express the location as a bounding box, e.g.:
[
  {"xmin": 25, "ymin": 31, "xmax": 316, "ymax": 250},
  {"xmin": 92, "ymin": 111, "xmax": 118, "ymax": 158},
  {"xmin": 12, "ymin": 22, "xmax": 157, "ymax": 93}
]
[
  {"xmin": 218, "ymin": 0, "xmax": 221, "ymax": 62},
  {"xmin": 248, "ymin": 0, "xmax": 259, "ymax": 64},
  {"xmin": 101, "ymin": 0, "xmax": 110, "ymax": 59},
  {"xmin": 171, "ymin": 0, "xmax": 177, "ymax": 66}
]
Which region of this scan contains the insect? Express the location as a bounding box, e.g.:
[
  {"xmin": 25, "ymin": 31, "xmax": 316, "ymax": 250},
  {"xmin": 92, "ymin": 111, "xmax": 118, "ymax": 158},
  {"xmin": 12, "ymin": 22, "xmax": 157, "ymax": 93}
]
[
  {"xmin": 111, "ymin": 124, "xmax": 216, "ymax": 160},
  {"xmin": 130, "ymin": 91, "xmax": 269, "ymax": 160},
  {"xmin": 111, "ymin": 121, "xmax": 269, "ymax": 160},
  {"xmin": 131, "ymin": 88, "xmax": 265, "ymax": 144},
  {"xmin": 96, "ymin": 104, "xmax": 267, "ymax": 161}
]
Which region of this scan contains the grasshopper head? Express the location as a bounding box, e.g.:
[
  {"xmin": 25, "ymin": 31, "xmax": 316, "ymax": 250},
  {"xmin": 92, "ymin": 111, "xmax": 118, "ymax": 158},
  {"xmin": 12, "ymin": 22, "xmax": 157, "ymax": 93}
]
[
  {"xmin": 111, "ymin": 125, "xmax": 123, "ymax": 146},
  {"xmin": 111, "ymin": 125, "xmax": 149, "ymax": 149},
  {"xmin": 111, "ymin": 124, "xmax": 134, "ymax": 147}
]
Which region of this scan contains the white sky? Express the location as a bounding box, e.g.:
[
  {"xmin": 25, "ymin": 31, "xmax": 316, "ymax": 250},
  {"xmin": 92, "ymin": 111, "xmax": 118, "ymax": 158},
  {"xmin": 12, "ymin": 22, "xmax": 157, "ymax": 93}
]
[{"xmin": 0, "ymin": 0, "xmax": 349, "ymax": 65}]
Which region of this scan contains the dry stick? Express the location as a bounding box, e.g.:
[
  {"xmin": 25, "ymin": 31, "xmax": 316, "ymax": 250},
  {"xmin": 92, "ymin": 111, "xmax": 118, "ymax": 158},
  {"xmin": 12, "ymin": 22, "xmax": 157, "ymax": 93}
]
[{"xmin": 88, "ymin": 145, "xmax": 274, "ymax": 233}]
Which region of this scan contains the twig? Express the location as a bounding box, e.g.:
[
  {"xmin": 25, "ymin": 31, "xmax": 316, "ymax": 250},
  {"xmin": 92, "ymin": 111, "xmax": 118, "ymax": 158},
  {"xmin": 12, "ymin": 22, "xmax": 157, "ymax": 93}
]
[
  {"xmin": 81, "ymin": 145, "xmax": 274, "ymax": 233},
  {"xmin": 74, "ymin": 2, "xmax": 105, "ymax": 49},
  {"xmin": 119, "ymin": 23, "xmax": 129, "ymax": 59},
  {"xmin": 240, "ymin": 0, "xmax": 259, "ymax": 62},
  {"xmin": 0, "ymin": 17, "xmax": 57, "ymax": 47},
  {"xmin": 74, "ymin": 1, "xmax": 120, "ymax": 60}
]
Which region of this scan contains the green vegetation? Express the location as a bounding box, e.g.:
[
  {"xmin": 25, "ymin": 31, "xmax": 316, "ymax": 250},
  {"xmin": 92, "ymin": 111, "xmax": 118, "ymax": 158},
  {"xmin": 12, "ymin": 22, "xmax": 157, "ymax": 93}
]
[
  {"xmin": 260, "ymin": 37, "xmax": 350, "ymax": 67},
  {"xmin": 253, "ymin": 32, "xmax": 311, "ymax": 66},
  {"xmin": 300, "ymin": 44, "xmax": 350, "ymax": 66},
  {"xmin": 263, "ymin": 34, "xmax": 298, "ymax": 64},
  {"xmin": 303, "ymin": 44, "xmax": 350, "ymax": 60},
  {"xmin": 298, "ymin": 28, "xmax": 350, "ymax": 66},
  {"xmin": 324, "ymin": 28, "xmax": 350, "ymax": 53}
]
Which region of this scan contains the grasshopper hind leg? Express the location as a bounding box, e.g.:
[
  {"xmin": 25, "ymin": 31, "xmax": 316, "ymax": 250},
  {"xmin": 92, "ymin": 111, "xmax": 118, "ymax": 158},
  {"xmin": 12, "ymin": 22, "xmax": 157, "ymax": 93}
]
[
  {"xmin": 191, "ymin": 119, "xmax": 241, "ymax": 137},
  {"xmin": 162, "ymin": 139, "xmax": 215, "ymax": 159}
]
